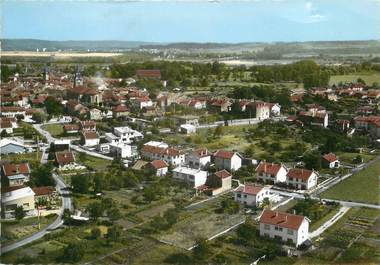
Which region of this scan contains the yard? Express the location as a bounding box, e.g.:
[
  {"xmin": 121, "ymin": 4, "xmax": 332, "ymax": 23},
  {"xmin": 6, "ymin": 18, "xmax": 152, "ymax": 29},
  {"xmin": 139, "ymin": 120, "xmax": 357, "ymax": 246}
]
[
  {"xmin": 75, "ymin": 152, "xmax": 113, "ymax": 171},
  {"xmin": 41, "ymin": 123, "xmax": 64, "ymax": 137},
  {"xmin": 329, "ymin": 73, "xmax": 380, "ymax": 86},
  {"xmin": 321, "ymin": 159, "xmax": 380, "ymax": 205},
  {"xmin": 1, "ymin": 152, "xmax": 41, "ymax": 168}
]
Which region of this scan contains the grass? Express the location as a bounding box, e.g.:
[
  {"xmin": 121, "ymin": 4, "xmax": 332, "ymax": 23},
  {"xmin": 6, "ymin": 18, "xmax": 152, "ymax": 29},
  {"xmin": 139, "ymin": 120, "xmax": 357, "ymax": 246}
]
[
  {"xmin": 42, "ymin": 124, "xmax": 64, "ymax": 137},
  {"xmin": 0, "ymin": 214, "xmax": 57, "ymax": 246},
  {"xmin": 329, "ymin": 72, "xmax": 380, "ymax": 86},
  {"xmin": 321, "ymin": 159, "xmax": 380, "ymax": 204},
  {"xmin": 1, "ymin": 152, "xmax": 41, "ymax": 168},
  {"xmin": 336, "ymin": 151, "xmax": 375, "ymax": 164},
  {"xmin": 75, "ymin": 152, "xmax": 112, "ymax": 171},
  {"xmin": 309, "ymin": 206, "xmax": 341, "ymax": 232}
]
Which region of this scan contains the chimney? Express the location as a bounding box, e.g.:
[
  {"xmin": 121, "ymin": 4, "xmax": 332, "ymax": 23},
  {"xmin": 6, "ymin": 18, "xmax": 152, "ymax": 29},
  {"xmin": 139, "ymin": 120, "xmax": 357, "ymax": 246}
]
[
  {"xmin": 264, "ymin": 160, "xmax": 267, "ymax": 172},
  {"xmin": 15, "ymin": 165, "xmax": 19, "ymax": 174}
]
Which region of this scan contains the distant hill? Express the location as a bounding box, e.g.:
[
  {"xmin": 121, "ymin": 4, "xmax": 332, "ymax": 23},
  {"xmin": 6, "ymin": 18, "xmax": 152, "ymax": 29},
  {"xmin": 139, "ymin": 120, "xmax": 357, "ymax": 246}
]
[{"xmin": 1, "ymin": 39, "xmax": 156, "ymax": 52}]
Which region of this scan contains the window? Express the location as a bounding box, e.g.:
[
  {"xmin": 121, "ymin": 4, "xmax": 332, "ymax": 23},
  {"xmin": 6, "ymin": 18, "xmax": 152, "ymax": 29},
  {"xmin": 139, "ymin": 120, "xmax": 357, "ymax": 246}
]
[
  {"xmin": 264, "ymin": 224, "xmax": 270, "ymax": 230},
  {"xmin": 237, "ymin": 194, "xmax": 241, "ymax": 198},
  {"xmin": 287, "ymin": 229, "xmax": 294, "ymax": 235},
  {"xmin": 23, "ymin": 203, "xmax": 29, "ymax": 207},
  {"xmin": 243, "ymin": 194, "xmax": 247, "ymax": 198}
]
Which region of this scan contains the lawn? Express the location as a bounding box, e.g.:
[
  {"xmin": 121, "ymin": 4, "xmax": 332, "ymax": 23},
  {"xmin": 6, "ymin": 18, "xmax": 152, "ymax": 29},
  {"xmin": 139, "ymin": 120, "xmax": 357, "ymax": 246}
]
[
  {"xmin": 321, "ymin": 159, "xmax": 380, "ymax": 204},
  {"xmin": 42, "ymin": 123, "xmax": 64, "ymax": 137},
  {"xmin": 1, "ymin": 152, "xmax": 41, "ymax": 168},
  {"xmin": 75, "ymin": 152, "xmax": 112, "ymax": 171},
  {"xmin": 329, "ymin": 73, "xmax": 380, "ymax": 86}
]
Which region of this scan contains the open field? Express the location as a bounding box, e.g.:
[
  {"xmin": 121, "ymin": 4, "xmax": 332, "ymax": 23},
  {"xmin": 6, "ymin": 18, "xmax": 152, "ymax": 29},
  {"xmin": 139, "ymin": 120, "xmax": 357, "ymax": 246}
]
[
  {"xmin": 75, "ymin": 152, "xmax": 113, "ymax": 171},
  {"xmin": 2, "ymin": 51, "xmax": 122, "ymax": 58},
  {"xmin": 329, "ymin": 73, "xmax": 380, "ymax": 86},
  {"xmin": 321, "ymin": 159, "xmax": 380, "ymax": 204},
  {"xmin": 0, "ymin": 214, "xmax": 57, "ymax": 246},
  {"xmin": 42, "ymin": 124, "xmax": 64, "ymax": 137}
]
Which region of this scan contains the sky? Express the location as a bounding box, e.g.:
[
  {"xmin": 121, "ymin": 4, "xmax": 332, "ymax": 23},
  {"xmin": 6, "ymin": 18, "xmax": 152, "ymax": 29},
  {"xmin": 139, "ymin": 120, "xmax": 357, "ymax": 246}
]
[{"xmin": 3, "ymin": 0, "xmax": 380, "ymax": 43}]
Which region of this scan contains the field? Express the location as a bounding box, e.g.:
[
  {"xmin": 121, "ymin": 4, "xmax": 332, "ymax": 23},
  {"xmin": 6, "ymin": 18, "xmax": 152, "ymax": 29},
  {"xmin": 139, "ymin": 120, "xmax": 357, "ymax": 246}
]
[
  {"xmin": 0, "ymin": 214, "xmax": 57, "ymax": 246},
  {"xmin": 1, "ymin": 152, "xmax": 41, "ymax": 168},
  {"xmin": 321, "ymin": 159, "xmax": 380, "ymax": 204},
  {"xmin": 329, "ymin": 73, "xmax": 380, "ymax": 86},
  {"xmin": 41, "ymin": 124, "xmax": 64, "ymax": 137},
  {"xmin": 2, "ymin": 51, "xmax": 122, "ymax": 58}
]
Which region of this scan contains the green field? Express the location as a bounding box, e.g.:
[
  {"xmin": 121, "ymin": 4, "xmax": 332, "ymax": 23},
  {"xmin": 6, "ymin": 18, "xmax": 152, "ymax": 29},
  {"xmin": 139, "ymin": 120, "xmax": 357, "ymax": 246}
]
[
  {"xmin": 329, "ymin": 73, "xmax": 380, "ymax": 86},
  {"xmin": 321, "ymin": 159, "xmax": 380, "ymax": 204},
  {"xmin": 42, "ymin": 124, "xmax": 64, "ymax": 137}
]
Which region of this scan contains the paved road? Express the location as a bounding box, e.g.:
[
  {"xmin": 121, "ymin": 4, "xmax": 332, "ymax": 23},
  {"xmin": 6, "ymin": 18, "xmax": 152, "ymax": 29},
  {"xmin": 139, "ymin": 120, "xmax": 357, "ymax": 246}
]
[
  {"xmin": 1, "ymin": 125, "xmax": 73, "ymax": 254},
  {"xmin": 309, "ymin": 206, "xmax": 350, "ymax": 239}
]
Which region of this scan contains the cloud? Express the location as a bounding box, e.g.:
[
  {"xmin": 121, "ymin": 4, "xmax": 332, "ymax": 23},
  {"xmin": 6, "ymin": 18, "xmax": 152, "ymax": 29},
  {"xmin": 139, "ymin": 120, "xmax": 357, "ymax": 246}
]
[{"xmin": 304, "ymin": 1, "xmax": 327, "ymax": 23}]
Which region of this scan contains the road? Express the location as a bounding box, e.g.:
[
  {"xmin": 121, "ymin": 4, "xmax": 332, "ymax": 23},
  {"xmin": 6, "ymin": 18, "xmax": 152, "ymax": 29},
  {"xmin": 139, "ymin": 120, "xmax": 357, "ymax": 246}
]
[
  {"xmin": 309, "ymin": 206, "xmax": 351, "ymax": 239},
  {"xmin": 1, "ymin": 125, "xmax": 73, "ymax": 255}
]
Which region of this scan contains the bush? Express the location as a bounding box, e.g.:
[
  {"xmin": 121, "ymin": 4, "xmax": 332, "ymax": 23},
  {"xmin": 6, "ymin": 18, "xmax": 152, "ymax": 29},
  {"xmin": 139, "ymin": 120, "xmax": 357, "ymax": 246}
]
[{"xmin": 164, "ymin": 253, "xmax": 193, "ymax": 264}]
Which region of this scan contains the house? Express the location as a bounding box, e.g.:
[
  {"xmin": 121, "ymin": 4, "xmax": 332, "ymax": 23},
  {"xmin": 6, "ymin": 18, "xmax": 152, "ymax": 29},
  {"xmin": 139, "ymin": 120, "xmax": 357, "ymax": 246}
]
[
  {"xmin": 131, "ymin": 97, "xmax": 153, "ymax": 110},
  {"xmin": 55, "ymin": 151, "xmax": 76, "ymax": 169},
  {"xmin": 298, "ymin": 111, "xmax": 329, "ymax": 128},
  {"xmin": 214, "ymin": 150, "xmax": 242, "ymax": 171},
  {"xmin": 234, "ymin": 184, "xmax": 271, "ymax": 207},
  {"xmin": 254, "ymin": 102, "xmax": 271, "ymax": 120},
  {"xmin": 172, "ymin": 166, "xmax": 208, "ymax": 188},
  {"xmin": 113, "ymin": 126, "xmax": 143, "ymax": 144},
  {"xmin": 202, "ymin": 169, "xmax": 232, "ymax": 196},
  {"xmin": 136, "ymin": 69, "xmax": 161, "ymax": 79},
  {"xmin": 141, "ymin": 144, "xmax": 185, "ymax": 166},
  {"xmin": 32, "ymin": 186, "xmax": 56, "ymax": 204},
  {"xmin": 208, "ymin": 98, "xmax": 232, "ymax": 112},
  {"xmin": 0, "ymin": 120, "xmax": 14, "ymax": 134},
  {"xmin": 180, "ymin": 124, "xmax": 196, "ymax": 134},
  {"xmin": 109, "ymin": 143, "xmax": 136, "ymax": 158},
  {"xmin": 2, "ymin": 162, "xmax": 31, "ymax": 187},
  {"xmin": 354, "ymin": 116, "xmax": 380, "ymax": 137},
  {"xmin": 286, "ymin": 168, "xmax": 318, "ymax": 190},
  {"xmin": 0, "ymin": 138, "xmax": 27, "ymax": 155},
  {"xmin": 335, "ymin": 119, "xmax": 350, "ymax": 132},
  {"xmin": 322, "ymin": 153, "xmax": 340, "ymax": 168},
  {"xmin": 63, "ymin": 124, "xmax": 80, "ymax": 134},
  {"xmin": 255, "ymin": 161, "xmax": 288, "ymax": 184},
  {"xmin": 112, "ymin": 104, "xmax": 130, "ymax": 118},
  {"xmin": 2, "ymin": 186, "xmax": 36, "ymax": 218},
  {"xmin": 79, "ymin": 120, "xmax": 96, "ymax": 131},
  {"xmin": 186, "ymin": 148, "xmax": 212, "ymax": 169},
  {"xmin": 146, "ymin": 160, "xmax": 169, "ymax": 177},
  {"xmin": 269, "ymin": 103, "xmax": 281, "ymax": 116},
  {"xmin": 259, "ymin": 209, "xmax": 310, "ymax": 247},
  {"xmin": 89, "ymin": 108, "xmax": 103, "ymax": 120},
  {"xmin": 80, "ymin": 131, "xmax": 100, "ymax": 147},
  {"xmin": 0, "ymin": 106, "xmax": 26, "ymax": 118}
]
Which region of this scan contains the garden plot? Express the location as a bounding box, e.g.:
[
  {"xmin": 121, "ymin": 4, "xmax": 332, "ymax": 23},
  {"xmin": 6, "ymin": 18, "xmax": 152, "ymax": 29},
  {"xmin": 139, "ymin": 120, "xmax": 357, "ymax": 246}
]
[{"xmin": 158, "ymin": 211, "xmax": 245, "ymax": 249}]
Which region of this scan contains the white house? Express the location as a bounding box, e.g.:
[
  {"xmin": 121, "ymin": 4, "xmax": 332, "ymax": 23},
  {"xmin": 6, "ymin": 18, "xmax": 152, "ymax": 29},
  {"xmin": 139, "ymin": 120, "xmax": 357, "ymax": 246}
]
[
  {"xmin": 286, "ymin": 168, "xmax": 318, "ymax": 190},
  {"xmin": 113, "ymin": 126, "xmax": 143, "ymax": 144},
  {"xmin": 234, "ymin": 184, "xmax": 271, "ymax": 207},
  {"xmin": 141, "ymin": 144, "xmax": 185, "ymax": 166},
  {"xmin": 322, "ymin": 153, "xmax": 340, "ymax": 168},
  {"xmin": 186, "ymin": 148, "xmax": 212, "ymax": 169},
  {"xmin": 2, "ymin": 186, "xmax": 36, "ymax": 218},
  {"xmin": 80, "ymin": 131, "xmax": 100, "ymax": 147},
  {"xmin": 259, "ymin": 209, "xmax": 310, "ymax": 247},
  {"xmin": 269, "ymin": 103, "xmax": 281, "ymax": 116},
  {"xmin": 146, "ymin": 160, "xmax": 169, "ymax": 177},
  {"xmin": 172, "ymin": 166, "xmax": 208, "ymax": 188},
  {"xmin": 2, "ymin": 163, "xmax": 31, "ymax": 187},
  {"xmin": 180, "ymin": 124, "xmax": 196, "ymax": 134},
  {"xmin": 0, "ymin": 106, "xmax": 26, "ymax": 118},
  {"xmin": 214, "ymin": 150, "xmax": 242, "ymax": 171},
  {"xmin": 143, "ymin": 141, "xmax": 169, "ymax": 148},
  {"xmin": 109, "ymin": 143, "xmax": 136, "ymax": 158},
  {"xmin": 255, "ymin": 102, "xmax": 271, "ymax": 120},
  {"xmin": 255, "ymin": 161, "xmax": 288, "ymax": 184}
]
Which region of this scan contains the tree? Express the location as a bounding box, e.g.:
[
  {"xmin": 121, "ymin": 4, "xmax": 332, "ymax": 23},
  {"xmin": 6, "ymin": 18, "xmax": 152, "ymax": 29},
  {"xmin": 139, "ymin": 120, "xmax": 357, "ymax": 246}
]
[
  {"xmin": 62, "ymin": 209, "xmax": 72, "ymax": 224},
  {"xmin": 107, "ymin": 207, "xmax": 122, "ymax": 221},
  {"xmin": 30, "ymin": 164, "xmax": 55, "ymax": 187},
  {"xmin": 86, "ymin": 202, "xmax": 104, "ymax": 220},
  {"xmin": 15, "ymin": 206, "xmax": 25, "ymax": 220},
  {"xmin": 107, "ymin": 225, "xmax": 122, "ymax": 243},
  {"xmin": 303, "ymin": 151, "xmax": 322, "ymax": 171},
  {"xmin": 71, "ymin": 174, "xmax": 89, "ymax": 194},
  {"xmin": 213, "ymin": 125, "xmax": 224, "ymax": 138},
  {"xmin": 192, "ymin": 237, "xmax": 211, "ymax": 260},
  {"xmin": 44, "ymin": 96, "xmax": 63, "ymax": 117},
  {"xmin": 91, "ymin": 227, "xmax": 101, "ymax": 239},
  {"xmin": 62, "ymin": 243, "xmax": 84, "ymax": 263},
  {"xmin": 1, "ymin": 130, "xmax": 9, "ymax": 138},
  {"xmin": 32, "ymin": 112, "xmax": 47, "ymax": 123}
]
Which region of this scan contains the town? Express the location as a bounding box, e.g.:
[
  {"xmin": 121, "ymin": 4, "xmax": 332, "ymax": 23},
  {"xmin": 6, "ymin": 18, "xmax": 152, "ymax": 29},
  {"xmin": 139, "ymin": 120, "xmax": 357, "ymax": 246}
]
[{"xmin": 1, "ymin": 1, "xmax": 380, "ymax": 265}]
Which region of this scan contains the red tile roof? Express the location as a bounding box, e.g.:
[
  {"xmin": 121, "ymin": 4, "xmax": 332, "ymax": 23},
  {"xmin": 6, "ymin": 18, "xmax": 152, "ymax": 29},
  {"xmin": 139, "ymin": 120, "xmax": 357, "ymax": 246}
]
[
  {"xmin": 82, "ymin": 131, "xmax": 98, "ymax": 140},
  {"xmin": 322, "ymin": 153, "xmax": 338, "ymax": 163},
  {"xmin": 260, "ymin": 209, "xmax": 306, "ymax": 230},
  {"xmin": 141, "ymin": 145, "xmax": 182, "ymax": 156},
  {"xmin": 2, "ymin": 163, "xmax": 30, "ymax": 176},
  {"xmin": 214, "ymin": 150, "xmax": 235, "ymax": 159},
  {"xmin": 287, "ymin": 168, "xmax": 313, "ymax": 181},
  {"xmin": 255, "ymin": 162, "xmax": 282, "ymax": 176},
  {"xmin": 214, "ymin": 169, "xmax": 231, "ymax": 179},
  {"xmin": 149, "ymin": 160, "xmax": 168, "ymax": 169},
  {"xmin": 32, "ymin": 186, "xmax": 55, "ymax": 196},
  {"xmin": 236, "ymin": 184, "xmax": 264, "ymax": 195},
  {"xmin": 55, "ymin": 151, "xmax": 75, "ymax": 165},
  {"xmin": 112, "ymin": 104, "xmax": 129, "ymax": 112},
  {"xmin": 193, "ymin": 148, "xmax": 211, "ymax": 158},
  {"xmin": 63, "ymin": 124, "xmax": 80, "ymax": 131}
]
